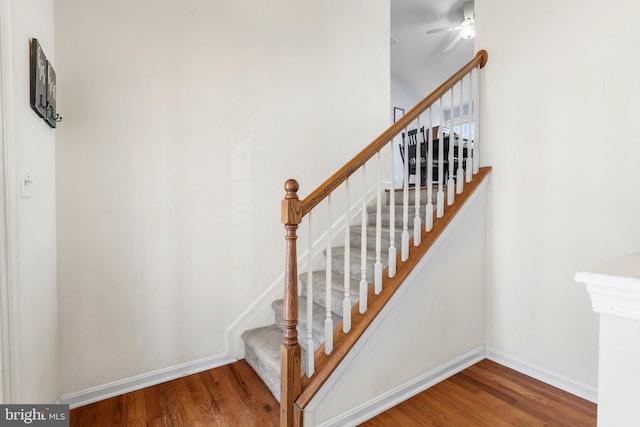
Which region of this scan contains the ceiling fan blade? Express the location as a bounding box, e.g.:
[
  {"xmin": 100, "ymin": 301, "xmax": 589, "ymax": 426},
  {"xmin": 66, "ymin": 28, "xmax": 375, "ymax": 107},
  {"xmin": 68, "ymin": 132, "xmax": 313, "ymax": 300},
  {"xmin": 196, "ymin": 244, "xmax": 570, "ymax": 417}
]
[
  {"xmin": 444, "ymin": 33, "xmax": 463, "ymax": 52},
  {"xmin": 426, "ymin": 26, "xmax": 461, "ymax": 35},
  {"xmin": 463, "ymin": 1, "xmax": 474, "ymax": 21}
]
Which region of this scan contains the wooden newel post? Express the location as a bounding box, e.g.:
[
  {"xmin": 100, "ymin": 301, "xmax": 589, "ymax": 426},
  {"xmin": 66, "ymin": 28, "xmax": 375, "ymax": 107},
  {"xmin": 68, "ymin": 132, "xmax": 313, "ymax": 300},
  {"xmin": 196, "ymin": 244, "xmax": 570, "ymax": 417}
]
[{"xmin": 281, "ymin": 179, "xmax": 303, "ymax": 427}]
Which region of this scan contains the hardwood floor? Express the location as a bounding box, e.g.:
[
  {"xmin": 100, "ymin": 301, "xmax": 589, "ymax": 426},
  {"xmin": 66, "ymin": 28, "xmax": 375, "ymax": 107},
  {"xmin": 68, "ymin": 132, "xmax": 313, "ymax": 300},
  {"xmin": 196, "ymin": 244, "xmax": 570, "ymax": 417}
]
[
  {"xmin": 69, "ymin": 361, "xmax": 279, "ymax": 427},
  {"xmin": 70, "ymin": 358, "xmax": 596, "ymax": 426},
  {"xmin": 360, "ymin": 359, "xmax": 596, "ymax": 427}
]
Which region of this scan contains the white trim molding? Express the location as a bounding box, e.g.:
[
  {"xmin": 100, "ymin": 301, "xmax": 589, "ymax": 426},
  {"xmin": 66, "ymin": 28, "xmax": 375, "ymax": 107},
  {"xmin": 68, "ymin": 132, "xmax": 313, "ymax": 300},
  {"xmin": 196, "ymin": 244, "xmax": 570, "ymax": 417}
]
[
  {"xmin": 575, "ymin": 250, "xmax": 640, "ymax": 321},
  {"xmin": 485, "ymin": 347, "xmax": 598, "ymax": 403},
  {"xmin": 0, "ymin": 0, "xmax": 21, "ymax": 404},
  {"xmin": 59, "ymin": 352, "xmax": 236, "ymax": 409}
]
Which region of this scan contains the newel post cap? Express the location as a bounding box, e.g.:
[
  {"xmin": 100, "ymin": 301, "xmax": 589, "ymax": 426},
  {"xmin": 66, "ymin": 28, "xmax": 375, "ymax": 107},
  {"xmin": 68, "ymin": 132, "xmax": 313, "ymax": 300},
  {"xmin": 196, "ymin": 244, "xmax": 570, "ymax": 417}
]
[{"xmin": 281, "ymin": 179, "xmax": 302, "ymax": 225}]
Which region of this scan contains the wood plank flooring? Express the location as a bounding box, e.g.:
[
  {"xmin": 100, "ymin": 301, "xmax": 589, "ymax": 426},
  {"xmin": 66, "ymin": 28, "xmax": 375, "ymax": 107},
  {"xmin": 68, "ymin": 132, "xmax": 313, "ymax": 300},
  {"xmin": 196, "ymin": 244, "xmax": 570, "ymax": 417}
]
[
  {"xmin": 360, "ymin": 359, "xmax": 596, "ymax": 427},
  {"xmin": 70, "ymin": 358, "xmax": 596, "ymax": 426},
  {"xmin": 69, "ymin": 361, "xmax": 279, "ymax": 427}
]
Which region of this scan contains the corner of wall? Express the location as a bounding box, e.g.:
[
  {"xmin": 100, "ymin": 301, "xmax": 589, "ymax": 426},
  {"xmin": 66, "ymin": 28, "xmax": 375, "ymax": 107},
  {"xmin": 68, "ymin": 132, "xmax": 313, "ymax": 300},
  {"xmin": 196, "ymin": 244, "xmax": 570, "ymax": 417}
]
[{"xmin": 0, "ymin": 0, "xmax": 22, "ymax": 404}]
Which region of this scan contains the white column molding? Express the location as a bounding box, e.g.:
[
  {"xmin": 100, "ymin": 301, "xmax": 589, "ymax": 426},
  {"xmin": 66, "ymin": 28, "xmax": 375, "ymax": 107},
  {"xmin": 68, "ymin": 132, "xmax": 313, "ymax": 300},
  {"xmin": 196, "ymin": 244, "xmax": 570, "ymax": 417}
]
[
  {"xmin": 575, "ymin": 251, "xmax": 640, "ymax": 321},
  {"xmin": 576, "ymin": 250, "xmax": 640, "ymax": 426}
]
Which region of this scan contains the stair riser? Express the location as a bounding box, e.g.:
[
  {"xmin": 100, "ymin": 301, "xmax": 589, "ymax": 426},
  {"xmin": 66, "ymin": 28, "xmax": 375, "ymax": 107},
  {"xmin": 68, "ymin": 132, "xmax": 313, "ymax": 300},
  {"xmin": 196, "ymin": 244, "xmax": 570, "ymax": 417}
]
[
  {"xmin": 244, "ymin": 345, "xmax": 279, "ymax": 400},
  {"xmin": 299, "ymin": 273, "xmax": 358, "ymax": 317},
  {"xmin": 272, "ymin": 298, "xmax": 340, "ymax": 348},
  {"xmin": 273, "ymin": 312, "xmax": 325, "ymax": 350},
  {"xmin": 349, "ymin": 225, "xmax": 403, "ymax": 252},
  {"xmin": 385, "ymin": 187, "xmax": 448, "ymax": 206},
  {"xmin": 331, "ymin": 252, "xmax": 381, "ymax": 283},
  {"xmin": 367, "ymin": 206, "xmax": 415, "ymax": 228},
  {"xmin": 367, "ymin": 206, "xmax": 437, "ymax": 229},
  {"xmin": 242, "ymin": 325, "xmax": 313, "ymax": 402},
  {"xmin": 241, "ymin": 326, "xmax": 284, "ymax": 402}
]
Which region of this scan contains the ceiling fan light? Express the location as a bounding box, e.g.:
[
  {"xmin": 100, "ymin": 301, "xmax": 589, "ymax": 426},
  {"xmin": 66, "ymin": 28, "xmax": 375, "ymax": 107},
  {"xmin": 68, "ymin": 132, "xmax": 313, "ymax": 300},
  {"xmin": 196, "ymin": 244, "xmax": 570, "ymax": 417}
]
[{"xmin": 460, "ymin": 20, "xmax": 475, "ymax": 39}]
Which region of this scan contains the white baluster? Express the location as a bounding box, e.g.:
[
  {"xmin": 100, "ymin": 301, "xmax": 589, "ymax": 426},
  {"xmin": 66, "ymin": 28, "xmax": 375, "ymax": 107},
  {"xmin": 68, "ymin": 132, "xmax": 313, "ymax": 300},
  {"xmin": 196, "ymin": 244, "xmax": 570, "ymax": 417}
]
[
  {"xmin": 359, "ymin": 167, "xmax": 368, "ymax": 314},
  {"xmin": 413, "ymin": 117, "xmax": 422, "ymax": 246},
  {"xmin": 388, "ymin": 138, "xmax": 397, "ymax": 277},
  {"xmin": 425, "ymin": 107, "xmax": 434, "ymax": 232},
  {"xmin": 306, "ymin": 213, "xmax": 314, "ymax": 376},
  {"xmin": 473, "ymin": 65, "xmax": 480, "ymax": 175},
  {"xmin": 374, "ymin": 153, "xmax": 382, "ymax": 294},
  {"xmin": 466, "ymin": 70, "xmax": 473, "ymax": 183},
  {"xmin": 447, "ymin": 88, "xmax": 455, "ymax": 205},
  {"xmin": 325, "ymin": 195, "xmax": 333, "ymax": 354},
  {"xmin": 437, "ymin": 100, "xmax": 445, "ymax": 218},
  {"xmin": 401, "ymin": 126, "xmax": 410, "ymax": 261},
  {"xmin": 343, "ymin": 179, "xmax": 351, "ymax": 333},
  {"xmin": 457, "ymin": 77, "xmax": 465, "ymax": 194}
]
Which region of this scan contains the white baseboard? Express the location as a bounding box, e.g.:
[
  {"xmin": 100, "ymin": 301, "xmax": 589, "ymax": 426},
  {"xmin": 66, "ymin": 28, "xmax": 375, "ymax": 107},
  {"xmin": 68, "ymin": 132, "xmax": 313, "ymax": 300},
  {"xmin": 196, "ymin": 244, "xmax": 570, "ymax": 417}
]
[
  {"xmin": 58, "ymin": 352, "xmax": 236, "ymax": 409},
  {"xmin": 485, "ymin": 347, "xmax": 598, "ymax": 403},
  {"xmin": 316, "ymin": 347, "xmax": 486, "ymax": 427}
]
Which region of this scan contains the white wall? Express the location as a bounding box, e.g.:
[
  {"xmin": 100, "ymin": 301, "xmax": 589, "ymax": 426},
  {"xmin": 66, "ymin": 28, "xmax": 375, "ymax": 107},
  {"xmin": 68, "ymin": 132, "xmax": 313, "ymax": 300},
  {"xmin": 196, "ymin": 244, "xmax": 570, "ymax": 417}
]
[
  {"xmin": 476, "ymin": 0, "xmax": 640, "ymax": 392},
  {"xmin": 54, "ymin": 0, "xmax": 389, "ymax": 395},
  {"xmin": 1, "ymin": 0, "xmax": 58, "ymax": 403},
  {"xmin": 307, "ymin": 177, "xmax": 489, "ymax": 426},
  {"xmin": 391, "ymin": 75, "xmax": 422, "ymax": 117}
]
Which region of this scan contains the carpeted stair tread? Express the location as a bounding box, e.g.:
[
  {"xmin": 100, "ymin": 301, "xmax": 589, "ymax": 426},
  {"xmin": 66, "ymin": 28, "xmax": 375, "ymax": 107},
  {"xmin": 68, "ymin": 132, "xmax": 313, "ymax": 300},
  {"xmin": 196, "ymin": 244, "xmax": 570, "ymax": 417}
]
[
  {"xmin": 241, "ymin": 325, "xmax": 283, "ymax": 401},
  {"xmin": 299, "ymin": 271, "xmax": 359, "ymax": 316},
  {"xmin": 331, "ymin": 246, "xmax": 389, "ymax": 282},
  {"xmin": 366, "ymin": 205, "xmax": 422, "ymax": 228},
  {"xmin": 348, "ymin": 224, "xmax": 405, "ymax": 252},
  {"xmin": 272, "ymin": 297, "xmax": 341, "ymax": 348}
]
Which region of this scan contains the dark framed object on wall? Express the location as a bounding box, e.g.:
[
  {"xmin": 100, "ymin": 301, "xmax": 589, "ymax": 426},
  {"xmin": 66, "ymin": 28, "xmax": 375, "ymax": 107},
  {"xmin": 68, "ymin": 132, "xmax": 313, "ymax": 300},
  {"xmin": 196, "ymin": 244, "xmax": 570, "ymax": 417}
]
[
  {"xmin": 29, "ymin": 38, "xmax": 62, "ymax": 128},
  {"xmin": 393, "ymin": 107, "xmax": 404, "ymax": 123},
  {"xmin": 30, "ymin": 38, "xmax": 47, "ymax": 119},
  {"xmin": 44, "ymin": 61, "xmax": 57, "ymax": 128}
]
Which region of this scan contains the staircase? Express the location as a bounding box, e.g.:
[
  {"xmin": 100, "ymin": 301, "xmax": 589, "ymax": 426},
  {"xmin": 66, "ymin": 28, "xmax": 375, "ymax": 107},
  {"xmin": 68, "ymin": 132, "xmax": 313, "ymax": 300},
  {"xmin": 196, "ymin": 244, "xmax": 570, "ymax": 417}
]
[
  {"xmin": 241, "ymin": 190, "xmax": 428, "ymax": 400},
  {"xmin": 238, "ymin": 50, "xmax": 488, "ymax": 426}
]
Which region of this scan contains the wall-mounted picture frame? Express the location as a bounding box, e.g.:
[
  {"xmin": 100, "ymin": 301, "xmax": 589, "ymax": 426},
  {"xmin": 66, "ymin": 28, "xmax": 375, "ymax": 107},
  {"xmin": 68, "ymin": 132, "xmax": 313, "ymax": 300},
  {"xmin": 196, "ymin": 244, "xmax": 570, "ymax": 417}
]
[
  {"xmin": 44, "ymin": 61, "xmax": 58, "ymax": 128},
  {"xmin": 29, "ymin": 38, "xmax": 61, "ymax": 128},
  {"xmin": 30, "ymin": 38, "xmax": 47, "ymax": 119},
  {"xmin": 393, "ymin": 107, "xmax": 404, "ymax": 123}
]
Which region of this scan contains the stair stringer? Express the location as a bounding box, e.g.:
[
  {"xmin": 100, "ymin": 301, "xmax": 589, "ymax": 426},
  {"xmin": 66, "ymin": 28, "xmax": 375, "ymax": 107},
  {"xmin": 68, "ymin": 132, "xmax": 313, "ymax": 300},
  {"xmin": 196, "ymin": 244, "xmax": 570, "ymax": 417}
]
[{"xmin": 302, "ymin": 175, "xmax": 490, "ymax": 427}]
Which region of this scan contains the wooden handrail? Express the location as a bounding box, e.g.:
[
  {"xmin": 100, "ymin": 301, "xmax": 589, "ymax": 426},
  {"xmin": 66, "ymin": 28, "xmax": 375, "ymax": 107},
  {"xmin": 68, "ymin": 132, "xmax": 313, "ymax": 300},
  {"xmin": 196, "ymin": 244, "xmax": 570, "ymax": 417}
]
[{"xmin": 301, "ymin": 49, "xmax": 488, "ymax": 216}]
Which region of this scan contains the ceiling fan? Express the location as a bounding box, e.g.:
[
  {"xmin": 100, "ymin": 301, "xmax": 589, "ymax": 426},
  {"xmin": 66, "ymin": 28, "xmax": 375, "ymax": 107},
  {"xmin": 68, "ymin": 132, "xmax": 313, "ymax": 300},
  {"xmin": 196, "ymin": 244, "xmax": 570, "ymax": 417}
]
[{"xmin": 425, "ymin": 1, "xmax": 475, "ymax": 52}]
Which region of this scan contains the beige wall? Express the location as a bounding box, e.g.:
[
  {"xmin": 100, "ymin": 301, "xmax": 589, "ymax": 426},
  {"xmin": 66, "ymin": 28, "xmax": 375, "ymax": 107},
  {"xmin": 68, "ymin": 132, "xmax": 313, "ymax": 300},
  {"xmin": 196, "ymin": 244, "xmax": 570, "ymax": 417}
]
[
  {"xmin": 1, "ymin": 0, "xmax": 58, "ymax": 403},
  {"xmin": 476, "ymin": 0, "xmax": 640, "ymax": 392},
  {"xmin": 54, "ymin": 0, "xmax": 389, "ymax": 395}
]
